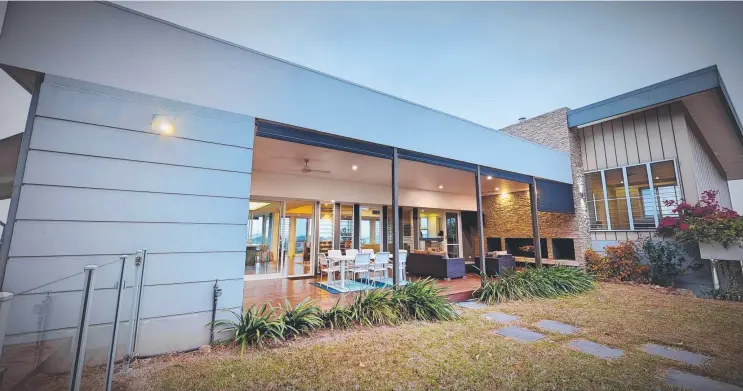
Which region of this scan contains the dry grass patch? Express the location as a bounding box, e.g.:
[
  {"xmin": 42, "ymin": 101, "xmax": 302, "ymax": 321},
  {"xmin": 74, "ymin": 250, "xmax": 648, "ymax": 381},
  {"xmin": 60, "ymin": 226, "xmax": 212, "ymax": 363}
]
[{"xmin": 116, "ymin": 283, "xmax": 743, "ymax": 391}]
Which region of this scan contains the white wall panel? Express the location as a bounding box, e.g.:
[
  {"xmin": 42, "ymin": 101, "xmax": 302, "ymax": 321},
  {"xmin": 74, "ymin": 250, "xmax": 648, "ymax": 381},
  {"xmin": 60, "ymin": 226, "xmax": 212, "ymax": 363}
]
[
  {"xmin": 4, "ymin": 255, "xmax": 135, "ymax": 294},
  {"xmin": 138, "ymin": 279, "xmax": 243, "ymax": 319},
  {"xmin": 37, "ymin": 79, "xmax": 254, "ymax": 148},
  {"xmin": 0, "ymin": 1, "xmax": 572, "ymax": 183},
  {"xmin": 9, "ymin": 221, "xmax": 247, "ymax": 257},
  {"xmin": 30, "ymin": 117, "xmax": 252, "ymax": 173},
  {"xmin": 23, "ymin": 150, "xmax": 251, "ymax": 198},
  {"xmin": 16, "ymin": 185, "xmax": 249, "ymax": 224},
  {"xmin": 135, "ymin": 308, "xmax": 239, "ymax": 356},
  {"xmin": 142, "ymin": 252, "xmax": 245, "ymax": 286}
]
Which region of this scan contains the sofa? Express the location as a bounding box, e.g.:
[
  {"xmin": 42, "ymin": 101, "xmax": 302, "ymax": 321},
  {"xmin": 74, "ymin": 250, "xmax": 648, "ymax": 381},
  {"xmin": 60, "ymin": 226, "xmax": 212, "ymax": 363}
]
[
  {"xmin": 406, "ymin": 252, "xmax": 466, "ymax": 280},
  {"xmin": 469, "ymin": 253, "xmax": 516, "ymax": 276}
]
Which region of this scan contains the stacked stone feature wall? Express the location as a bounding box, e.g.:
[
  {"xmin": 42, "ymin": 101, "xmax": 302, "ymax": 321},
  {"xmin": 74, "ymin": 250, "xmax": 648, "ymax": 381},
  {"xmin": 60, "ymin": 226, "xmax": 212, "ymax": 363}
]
[{"xmin": 476, "ymin": 108, "xmax": 590, "ymax": 262}]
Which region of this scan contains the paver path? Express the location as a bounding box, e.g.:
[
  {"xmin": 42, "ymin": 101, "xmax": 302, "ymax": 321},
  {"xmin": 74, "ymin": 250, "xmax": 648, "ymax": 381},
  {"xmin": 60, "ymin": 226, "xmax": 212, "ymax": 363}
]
[
  {"xmin": 666, "ymin": 369, "xmax": 743, "ymax": 391},
  {"xmin": 641, "ymin": 343, "xmax": 709, "ymax": 366},
  {"xmin": 482, "ymin": 312, "xmax": 521, "ymax": 323},
  {"xmin": 535, "ymin": 320, "xmax": 579, "ymax": 335},
  {"xmin": 457, "ymin": 300, "xmax": 487, "ymax": 310},
  {"xmin": 495, "ymin": 326, "xmax": 545, "ymax": 342},
  {"xmin": 568, "ymin": 339, "xmax": 624, "ymax": 360}
]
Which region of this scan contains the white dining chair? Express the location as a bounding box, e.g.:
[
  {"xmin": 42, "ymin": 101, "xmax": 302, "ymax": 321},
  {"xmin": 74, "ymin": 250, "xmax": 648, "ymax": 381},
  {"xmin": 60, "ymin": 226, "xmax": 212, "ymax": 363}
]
[
  {"xmin": 317, "ymin": 253, "xmax": 340, "ymax": 285},
  {"xmin": 361, "ymin": 248, "xmax": 375, "ymax": 256},
  {"xmin": 369, "ymin": 251, "xmax": 389, "ymax": 286},
  {"xmin": 351, "ymin": 252, "xmax": 371, "ymax": 285},
  {"xmin": 328, "ymin": 249, "xmax": 342, "ymax": 258},
  {"xmin": 345, "ymin": 249, "xmax": 359, "ymax": 258},
  {"xmin": 387, "ymin": 250, "xmax": 408, "ymax": 282}
]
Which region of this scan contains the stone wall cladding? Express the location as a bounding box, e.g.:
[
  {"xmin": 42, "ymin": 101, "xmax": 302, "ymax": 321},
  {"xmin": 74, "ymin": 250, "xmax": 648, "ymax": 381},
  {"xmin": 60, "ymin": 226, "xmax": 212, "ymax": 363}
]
[{"xmin": 485, "ymin": 108, "xmax": 591, "ymax": 262}]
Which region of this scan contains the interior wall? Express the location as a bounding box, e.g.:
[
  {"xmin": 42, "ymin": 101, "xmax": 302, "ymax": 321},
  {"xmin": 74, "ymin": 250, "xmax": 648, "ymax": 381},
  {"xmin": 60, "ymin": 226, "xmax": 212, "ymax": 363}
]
[{"xmin": 251, "ymin": 170, "xmax": 477, "ymax": 211}]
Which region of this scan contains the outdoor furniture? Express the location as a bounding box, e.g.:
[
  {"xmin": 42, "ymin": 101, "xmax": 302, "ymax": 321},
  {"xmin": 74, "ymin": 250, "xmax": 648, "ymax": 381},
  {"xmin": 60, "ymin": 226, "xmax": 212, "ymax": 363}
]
[
  {"xmin": 369, "ymin": 251, "xmax": 390, "ymax": 285},
  {"xmin": 406, "ymin": 252, "xmax": 465, "ymax": 280},
  {"xmin": 351, "ymin": 252, "xmax": 372, "ymax": 284},
  {"xmin": 361, "ymin": 248, "xmax": 375, "ymax": 256},
  {"xmin": 328, "ymin": 249, "xmax": 342, "ymax": 258},
  {"xmin": 472, "ymin": 254, "xmax": 516, "ymax": 275},
  {"xmin": 386, "ymin": 250, "xmax": 408, "ymax": 282},
  {"xmin": 318, "ymin": 253, "xmax": 341, "ymax": 285},
  {"xmin": 345, "ymin": 249, "xmax": 359, "ymax": 258}
]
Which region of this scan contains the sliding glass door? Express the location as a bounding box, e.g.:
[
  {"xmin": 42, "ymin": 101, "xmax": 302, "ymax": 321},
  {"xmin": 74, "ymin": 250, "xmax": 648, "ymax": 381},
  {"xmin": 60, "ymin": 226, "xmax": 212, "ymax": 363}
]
[
  {"xmin": 283, "ymin": 200, "xmax": 316, "ymax": 278},
  {"xmin": 245, "ymin": 199, "xmax": 285, "ymax": 280}
]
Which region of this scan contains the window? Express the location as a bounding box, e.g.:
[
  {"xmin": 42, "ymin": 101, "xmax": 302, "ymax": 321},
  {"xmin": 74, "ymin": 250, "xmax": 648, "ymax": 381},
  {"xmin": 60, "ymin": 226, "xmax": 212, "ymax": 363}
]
[
  {"xmin": 340, "ymin": 204, "xmax": 354, "ymax": 251},
  {"xmin": 584, "ymin": 160, "xmax": 681, "ymax": 231},
  {"xmin": 420, "ymin": 217, "xmax": 429, "ymax": 238},
  {"xmin": 585, "ymin": 172, "xmax": 608, "ymax": 230}
]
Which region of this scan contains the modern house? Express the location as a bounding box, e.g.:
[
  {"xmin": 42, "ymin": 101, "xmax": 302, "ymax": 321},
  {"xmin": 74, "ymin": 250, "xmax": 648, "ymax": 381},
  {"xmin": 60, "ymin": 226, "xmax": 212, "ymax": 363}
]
[{"xmin": 0, "ymin": 2, "xmax": 740, "ymax": 386}]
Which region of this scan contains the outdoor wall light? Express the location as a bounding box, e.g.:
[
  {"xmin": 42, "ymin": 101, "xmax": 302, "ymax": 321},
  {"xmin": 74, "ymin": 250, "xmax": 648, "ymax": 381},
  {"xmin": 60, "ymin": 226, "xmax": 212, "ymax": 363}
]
[{"xmin": 152, "ymin": 115, "xmax": 175, "ymax": 135}]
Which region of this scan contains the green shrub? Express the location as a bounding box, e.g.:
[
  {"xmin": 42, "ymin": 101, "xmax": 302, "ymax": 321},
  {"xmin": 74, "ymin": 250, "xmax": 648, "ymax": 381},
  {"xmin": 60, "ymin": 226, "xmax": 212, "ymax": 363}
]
[
  {"xmin": 637, "ymin": 237, "xmax": 699, "ymax": 287},
  {"xmin": 475, "ymin": 266, "xmax": 595, "ymax": 304},
  {"xmin": 585, "ymin": 243, "xmax": 649, "ymax": 283},
  {"xmin": 321, "ymin": 300, "xmax": 357, "ymax": 329},
  {"xmin": 703, "ymin": 287, "xmax": 743, "ymax": 302},
  {"xmin": 212, "ymin": 304, "xmax": 284, "ymax": 353},
  {"xmin": 350, "ymin": 288, "xmax": 400, "ymax": 326},
  {"xmin": 390, "ymin": 278, "xmax": 459, "ymax": 322},
  {"xmin": 278, "ymin": 298, "xmax": 323, "ymax": 338}
]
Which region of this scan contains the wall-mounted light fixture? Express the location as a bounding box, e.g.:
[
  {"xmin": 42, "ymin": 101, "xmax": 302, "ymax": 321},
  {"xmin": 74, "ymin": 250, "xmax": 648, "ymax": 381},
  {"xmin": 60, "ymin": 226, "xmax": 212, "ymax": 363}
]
[
  {"xmin": 152, "ymin": 115, "xmax": 175, "ymax": 135},
  {"xmin": 352, "ymin": 165, "xmax": 358, "ymax": 171}
]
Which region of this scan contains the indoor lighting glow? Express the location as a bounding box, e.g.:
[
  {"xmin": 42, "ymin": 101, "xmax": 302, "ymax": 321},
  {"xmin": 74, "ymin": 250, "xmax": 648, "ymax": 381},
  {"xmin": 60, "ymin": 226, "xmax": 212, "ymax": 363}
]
[
  {"xmin": 495, "ymin": 187, "xmax": 500, "ymax": 191},
  {"xmin": 655, "ymin": 176, "xmax": 659, "ymax": 180},
  {"xmin": 620, "ymin": 180, "xmax": 624, "ymax": 184},
  {"xmin": 248, "ymin": 202, "xmax": 270, "ymax": 211},
  {"xmin": 151, "ymin": 115, "xmax": 175, "ymax": 135},
  {"xmin": 438, "ymin": 185, "xmax": 444, "ymax": 189},
  {"xmin": 352, "ymin": 165, "xmax": 358, "ymax": 171},
  {"xmin": 486, "ymin": 175, "xmax": 493, "ymax": 180},
  {"xmin": 331, "ymin": 200, "xmax": 335, "ymax": 203}
]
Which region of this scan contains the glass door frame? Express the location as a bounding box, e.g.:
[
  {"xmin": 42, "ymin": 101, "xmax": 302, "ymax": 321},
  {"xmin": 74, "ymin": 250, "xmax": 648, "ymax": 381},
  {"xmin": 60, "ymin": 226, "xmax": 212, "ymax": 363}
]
[
  {"xmin": 276, "ymin": 197, "xmax": 318, "ymax": 279},
  {"xmin": 244, "ymin": 198, "xmax": 286, "ymax": 281}
]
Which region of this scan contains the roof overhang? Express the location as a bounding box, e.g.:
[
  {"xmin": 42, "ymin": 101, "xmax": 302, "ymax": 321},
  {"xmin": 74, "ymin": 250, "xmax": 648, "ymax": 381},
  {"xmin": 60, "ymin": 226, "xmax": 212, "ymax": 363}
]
[{"xmin": 568, "ymin": 66, "xmax": 743, "ymax": 180}]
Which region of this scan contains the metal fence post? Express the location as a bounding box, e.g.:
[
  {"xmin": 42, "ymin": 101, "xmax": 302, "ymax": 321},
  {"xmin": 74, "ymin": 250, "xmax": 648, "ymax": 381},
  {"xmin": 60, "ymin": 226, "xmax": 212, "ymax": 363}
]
[
  {"xmin": 104, "ymin": 256, "xmax": 127, "ymax": 391},
  {"xmin": 68, "ymin": 265, "xmax": 98, "ymax": 391},
  {"xmin": 123, "ymin": 250, "xmax": 145, "ymax": 373}
]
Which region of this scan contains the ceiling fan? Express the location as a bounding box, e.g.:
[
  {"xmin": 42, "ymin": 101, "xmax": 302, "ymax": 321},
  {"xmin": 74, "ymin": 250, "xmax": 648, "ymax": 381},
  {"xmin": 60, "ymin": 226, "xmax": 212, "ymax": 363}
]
[{"xmin": 286, "ymin": 159, "xmax": 331, "ymax": 175}]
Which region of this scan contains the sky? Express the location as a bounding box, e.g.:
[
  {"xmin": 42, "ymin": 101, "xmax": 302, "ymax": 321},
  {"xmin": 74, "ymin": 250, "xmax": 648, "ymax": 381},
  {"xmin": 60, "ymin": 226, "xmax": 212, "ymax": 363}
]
[{"xmin": 120, "ymin": 1, "xmax": 743, "ymax": 130}]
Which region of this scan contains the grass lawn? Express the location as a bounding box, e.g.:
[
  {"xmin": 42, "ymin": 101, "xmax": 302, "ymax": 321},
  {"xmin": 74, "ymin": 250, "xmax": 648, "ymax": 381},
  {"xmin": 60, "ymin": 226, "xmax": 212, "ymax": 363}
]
[{"xmin": 119, "ymin": 283, "xmax": 743, "ymax": 391}]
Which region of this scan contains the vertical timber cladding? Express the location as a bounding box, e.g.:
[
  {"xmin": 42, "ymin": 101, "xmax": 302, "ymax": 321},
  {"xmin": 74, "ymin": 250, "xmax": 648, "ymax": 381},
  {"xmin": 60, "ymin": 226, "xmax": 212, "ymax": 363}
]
[
  {"xmin": 3, "ymin": 75, "xmax": 253, "ymax": 357},
  {"xmin": 576, "ymin": 103, "xmax": 708, "ymax": 205}
]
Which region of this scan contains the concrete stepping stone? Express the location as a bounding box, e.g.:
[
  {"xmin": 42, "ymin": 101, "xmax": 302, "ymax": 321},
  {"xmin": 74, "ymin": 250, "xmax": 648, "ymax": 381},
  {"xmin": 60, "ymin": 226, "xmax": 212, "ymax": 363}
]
[
  {"xmin": 457, "ymin": 300, "xmax": 487, "ymax": 310},
  {"xmin": 483, "ymin": 312, "xmax": 521, "ymax": 323},
  {"xmin": 535, "ymin": 320, "xmax": 579, "ymax": 335},
  {"xmin": 495, "ymin": 326, "xmax": 545, "ymax": 342},
  {"xmin": 568, "ymin": 339, "xmax": 624, "ymax": 360},
  {"xmin": 666, "ymin": 369, "xmax": 743, "ymax": 391},
  {"xmin": 641, "ymin": 343, "xmax": 710, "ymax": 366}
]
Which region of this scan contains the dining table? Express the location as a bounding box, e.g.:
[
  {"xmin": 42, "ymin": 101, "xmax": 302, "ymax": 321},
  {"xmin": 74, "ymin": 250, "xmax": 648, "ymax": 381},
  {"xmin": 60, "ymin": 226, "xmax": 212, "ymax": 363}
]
[{"xmin": 326, "ymin": 253, "xmax": 393, "ymax": 289}]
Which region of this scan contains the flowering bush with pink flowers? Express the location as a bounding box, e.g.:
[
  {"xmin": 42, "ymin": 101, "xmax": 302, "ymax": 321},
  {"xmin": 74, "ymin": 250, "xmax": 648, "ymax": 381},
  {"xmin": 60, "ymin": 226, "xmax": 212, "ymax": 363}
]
[{"xmin": 656, "ymin": 190, "xmax": 743, "ymax": 248}]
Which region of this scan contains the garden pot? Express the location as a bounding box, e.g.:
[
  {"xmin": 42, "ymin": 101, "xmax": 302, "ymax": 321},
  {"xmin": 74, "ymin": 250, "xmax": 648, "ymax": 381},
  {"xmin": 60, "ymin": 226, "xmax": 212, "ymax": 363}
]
[
  {"xmin": 698, "ymin": 242, "xmax": 743, "ymax": 261},
  {"xmin": 698, "ymin": 242, "xmax": 743, "ymax": 290}
]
